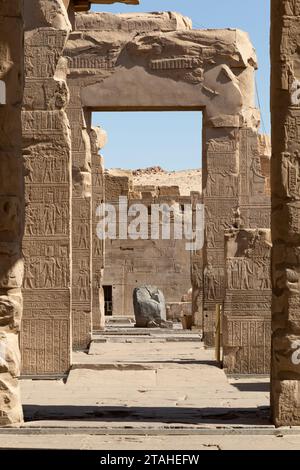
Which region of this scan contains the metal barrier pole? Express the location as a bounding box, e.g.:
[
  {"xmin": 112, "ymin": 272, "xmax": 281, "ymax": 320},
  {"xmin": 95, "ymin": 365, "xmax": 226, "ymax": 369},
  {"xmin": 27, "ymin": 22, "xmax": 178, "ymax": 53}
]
[{"xmin": 215, "ymin": 304, "xmax": 222, "ymax": 363}]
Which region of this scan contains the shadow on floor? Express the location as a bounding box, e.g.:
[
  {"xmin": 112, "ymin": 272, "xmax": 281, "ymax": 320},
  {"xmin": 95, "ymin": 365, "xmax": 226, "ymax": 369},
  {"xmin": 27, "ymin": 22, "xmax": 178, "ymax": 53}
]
[
  {"xmin": 23, "ymin": 405, "xmax": 270, "ymax": 426},
  {"xmin": 231, "ymin": 382, "xmax": 270, "ymax": 392}
]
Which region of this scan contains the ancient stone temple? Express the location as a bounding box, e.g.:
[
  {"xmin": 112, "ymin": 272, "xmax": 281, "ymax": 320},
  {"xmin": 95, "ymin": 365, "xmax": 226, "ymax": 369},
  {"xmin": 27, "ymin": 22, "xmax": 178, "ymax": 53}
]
[{"xmin": 0, "ymin": 0, "xmax": 300, "ymax": 430}]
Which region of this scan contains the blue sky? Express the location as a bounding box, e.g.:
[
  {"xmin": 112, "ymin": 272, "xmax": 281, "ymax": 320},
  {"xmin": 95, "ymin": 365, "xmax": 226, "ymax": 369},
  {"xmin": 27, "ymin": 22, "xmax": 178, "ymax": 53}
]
[{"xmin": 91, "ymin": 0, "xmax": 270, "ymax": 170}]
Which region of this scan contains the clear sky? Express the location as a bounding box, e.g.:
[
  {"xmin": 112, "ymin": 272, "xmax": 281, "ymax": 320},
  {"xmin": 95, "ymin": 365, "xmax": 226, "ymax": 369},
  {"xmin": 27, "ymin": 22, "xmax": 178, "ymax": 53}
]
[{"xmin": 91, "ymin": 0, "xmax": 270, "ymax": 170}]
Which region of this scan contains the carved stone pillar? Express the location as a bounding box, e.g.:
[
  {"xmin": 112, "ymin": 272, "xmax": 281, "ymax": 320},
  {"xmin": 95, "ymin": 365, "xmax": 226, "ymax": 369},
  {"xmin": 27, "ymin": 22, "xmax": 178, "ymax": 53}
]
[
  {"xmin": 271, "ymin": 0, "xmax": 300, "ymax": 426},
  {"xmin": 0, "ymin": 0, "xmax": 24, "ymax": 426},
  {"xmin": 67, "ymin": 91, "xmax": 92, "ymax": 350},
  {"xmin": 202, "ymin": 123, "xmax": 240, "ymax": 345},
  {"xmin": 90, "ymin": 127, "xmax": 106, "ymax": 331},
  {"xmin": 223, "ymin": 228, "xmax": 272, "ymax": 374},
  {"xmin": 21, "ymin": 0, "xmax": 72, "ymax": 375}
]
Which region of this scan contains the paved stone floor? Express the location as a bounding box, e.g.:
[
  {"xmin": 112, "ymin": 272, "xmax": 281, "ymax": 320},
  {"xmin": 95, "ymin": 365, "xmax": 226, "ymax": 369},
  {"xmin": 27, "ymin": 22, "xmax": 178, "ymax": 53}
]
[{"xmin": 1, "ymin": 337, "xmax": 300, "ymax": 449}]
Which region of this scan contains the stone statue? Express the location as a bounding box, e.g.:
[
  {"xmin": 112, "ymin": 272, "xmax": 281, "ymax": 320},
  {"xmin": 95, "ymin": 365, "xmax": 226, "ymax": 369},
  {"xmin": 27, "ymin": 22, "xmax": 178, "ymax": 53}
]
[{"xmin": 133, "ymin": 285, "xmax": 171, "ymax": 328}]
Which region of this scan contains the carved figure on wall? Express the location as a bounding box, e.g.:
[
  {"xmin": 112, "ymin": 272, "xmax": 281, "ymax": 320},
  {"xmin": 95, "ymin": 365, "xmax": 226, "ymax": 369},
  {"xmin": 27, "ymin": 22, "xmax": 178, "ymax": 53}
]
[
  {"xmin": 205, "ymin": 174, "xmax": 216, "ymax": 196},
  {"xmin": 41, "ymin": 257, "xmax": 56, "ymax": 288},
  {"xmin": 78, "ymin": 267, "xmax": 89, "ymax": 301},
  {"xmin": 206, "ymin": 221, "xmax": 218, "ymax": 248},
  {"xmin": 239, "ymin": 258, "xmax": 254, "ymax": 290},
  {"xmin": 204, "ymin": 263, "xmax": 219, "ymax": 300},
  {"xmin": 78, "ymin": 222, "xmax": 89, "ymax": 249}
]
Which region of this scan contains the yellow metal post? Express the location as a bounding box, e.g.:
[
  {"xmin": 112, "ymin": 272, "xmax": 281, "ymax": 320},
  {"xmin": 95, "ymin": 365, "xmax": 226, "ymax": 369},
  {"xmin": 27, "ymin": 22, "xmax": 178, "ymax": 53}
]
[{"xmin": 215, "ymin": 304, "xmax": 222, "ymax": 364}]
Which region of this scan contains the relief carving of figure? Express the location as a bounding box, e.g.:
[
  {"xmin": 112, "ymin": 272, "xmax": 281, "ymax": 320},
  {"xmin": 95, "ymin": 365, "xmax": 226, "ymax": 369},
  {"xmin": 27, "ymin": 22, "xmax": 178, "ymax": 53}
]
[
  {"xmin": 24, "ymin": 158, "xmax": 34, "ymax": 182},
  {"xmin": 227, "ymin": 258, "xmax": 240, "ymax": 289},
  {"xmin": 44, "ymin": 204, "xmax": 58, "ymax": 235},
  {"xmin": 78, "ymin": 268, "xmax": 89, "ymax": 301},
  {"xmin": 205, "ymin": 174, "xmax": 216, "ymax": 197},
  {"xmin": 41, "ymin": 257, "xmax": 56, "ymax": 288},
  {"xmin": 239, "ymin": 258, "xmax": 254, "ymax": 290},
  {"xmin": 257, "ymin": 261, "xmax": 271, "ymax": 290},
  {"xmin": 24, "ymin": 258, "xmax": 39, "ymax": 289},
  {"xmin": 43, "ymin": 156, "xmax": 55, "ymax": 183},
  {"xmin": 206, "ymin": 221, "xmax": 218, "ymax": 248},
  {"xmin": 78, "ymin": 222, "xmax": 89, "ymax": 249},
  {"xmin": 282, "ymin": 151, "xmax": 300, "ymax": 197},
  {"xmin": 204, "ymin": 263, "xmax": 219, "ymax": 300}
]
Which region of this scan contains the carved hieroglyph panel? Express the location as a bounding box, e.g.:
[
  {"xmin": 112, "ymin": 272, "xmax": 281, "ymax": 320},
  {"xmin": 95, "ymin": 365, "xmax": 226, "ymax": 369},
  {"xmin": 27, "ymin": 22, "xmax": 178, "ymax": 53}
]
[
  {"xmin": 21, "ymin": 2, "xmax": 72, "ymax": 376},
  {"xmin": 223, "ymin": 228, "xmax": 271, "ymax": 374}
]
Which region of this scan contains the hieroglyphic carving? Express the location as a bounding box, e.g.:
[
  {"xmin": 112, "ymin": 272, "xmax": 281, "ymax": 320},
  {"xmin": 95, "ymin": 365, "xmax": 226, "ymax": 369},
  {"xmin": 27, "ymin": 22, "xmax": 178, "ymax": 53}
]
[
  {"xmin": 271, "ymin": 0, "xmax": 300, "ymax": 426},
  {"xmin": 223, "ymin": 228, "xmax": 271, "ymax": 374},
  {"xmin": 150, "ymin": 57, "xmax": 202, "ymax": 70},
  {"xmin": 91, "ymin": 127, "xmax": 106, "ymax": 331},
  {"xmin": 68, "ymin": 55, "xmax": 117, "ymax": 70},
  {"xmin": 64, "ymin": 76, "xmax": 93, "ymax": 350},
  {"xmin": 21, "ymin": 0, "xmax": 71, "ymax": 376}
]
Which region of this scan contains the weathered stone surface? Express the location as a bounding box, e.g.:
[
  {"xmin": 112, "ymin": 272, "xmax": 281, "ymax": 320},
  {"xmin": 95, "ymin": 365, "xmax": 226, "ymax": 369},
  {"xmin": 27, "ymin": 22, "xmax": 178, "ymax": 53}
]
[
  {"xmin": 75, "ymin": 11, "xmax": 192, "ymax": 32},
  {"xmin": 91, "ymin": 127, "xmax": 106, "ymax": 333},
  {"xmin": 0, "ymin": 0, "xmax": 23, "ymax": 426},
  {"xmin": 223, "ymin": 228, "xmax": 272, "ymax": 374},
  {"xmin": 133, "ymin": 286, "xmax": 168, "ymax": 328},
  {"xmin": 271, "ymin": 0, "xmax": 300, "ymax": 426},
  {"xmin": 21, "ymin": 0, "xmax": 72, "ymax": 375}
]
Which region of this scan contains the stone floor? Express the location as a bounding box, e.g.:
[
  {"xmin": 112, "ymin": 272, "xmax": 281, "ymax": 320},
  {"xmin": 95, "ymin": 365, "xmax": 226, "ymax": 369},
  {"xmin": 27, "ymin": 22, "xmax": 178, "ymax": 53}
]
[{"xmin": 1, "ymin": 333, "xmax": 300, "ymax": 449}]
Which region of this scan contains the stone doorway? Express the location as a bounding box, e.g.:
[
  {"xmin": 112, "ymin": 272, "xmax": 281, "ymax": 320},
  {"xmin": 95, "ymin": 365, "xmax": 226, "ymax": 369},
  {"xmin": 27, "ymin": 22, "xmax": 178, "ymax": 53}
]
[{"xmin": 63, "ymin": 11, "xmax": 270, "ymax": 355}]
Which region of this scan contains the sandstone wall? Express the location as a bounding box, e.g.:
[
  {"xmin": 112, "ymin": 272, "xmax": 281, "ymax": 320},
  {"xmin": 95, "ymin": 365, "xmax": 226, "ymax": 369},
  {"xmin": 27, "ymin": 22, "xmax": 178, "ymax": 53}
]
[{"xmin": 103, "ymin": 169, "xmax": 199, "ymax": 318}]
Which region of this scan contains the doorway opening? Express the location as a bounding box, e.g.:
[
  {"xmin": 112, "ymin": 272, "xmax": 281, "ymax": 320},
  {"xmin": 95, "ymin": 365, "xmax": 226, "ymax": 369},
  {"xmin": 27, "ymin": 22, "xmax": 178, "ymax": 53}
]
[
  {"xmin": 92, "ymin": 111, "xmax": 202, "ymax": 325},
  {"xmin": 103, "ymin": 285, "xmax": 113, "ymax": 316}
]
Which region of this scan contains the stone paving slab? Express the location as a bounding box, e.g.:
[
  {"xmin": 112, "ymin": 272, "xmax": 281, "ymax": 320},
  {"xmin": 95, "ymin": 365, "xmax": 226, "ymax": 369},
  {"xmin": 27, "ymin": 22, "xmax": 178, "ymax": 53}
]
[{"xmin": 0, "ymin": 433, "xmax": 300, "ymax": 450}]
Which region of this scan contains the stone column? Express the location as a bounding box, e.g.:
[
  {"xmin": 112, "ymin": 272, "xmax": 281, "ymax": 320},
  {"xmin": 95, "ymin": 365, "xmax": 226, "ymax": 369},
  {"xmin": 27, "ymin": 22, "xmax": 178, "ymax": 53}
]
[
  {"xmin": 67, "ymin": 91, "xmax": 92, "ymax": 350},
  {"xmin": 202, "ymin": 122, "xmax": 240, "ymax": 345},
  {"xmin": 21, "ymin": 0, "xmax": 72, "ymax": 375},
  {"xmin": 90, "ymin": 126, "xmax": 107, "ymax": 332},
  {"xmin": 202, "ymin": 121, "xmax": 270, "ymax": 346},
  {"xmin": 0, "ymin": 0, "xmax": 24, "ymax": 426},
  {"xmin": 271, "ymin": 0, "xmax": 300, "ymax": 426},
  {"xmin": 223, "ymin": 228, "xmax": 272, "ymax": 374}
]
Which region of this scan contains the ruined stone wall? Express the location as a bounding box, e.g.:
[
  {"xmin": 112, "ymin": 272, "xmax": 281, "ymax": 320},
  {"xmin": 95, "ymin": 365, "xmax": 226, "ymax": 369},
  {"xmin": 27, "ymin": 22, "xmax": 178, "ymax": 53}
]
[
  {"xmin": 271, "ymin": 0, "xmax": 300, "ymax": 426},
  {"xmin": 21, "ymin": 0, "xmax": 72, "ymax": 375},
  {"xmin": 103, "ymin": 169, "xmax": 199, "ymax": 317},
  {"xmin": 223, "ymin": 228, "xmax": 272, "ymax": 374},
  {"xmin": 0, "ymin": 0, "xmax": 24, "ymax": 426}
]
